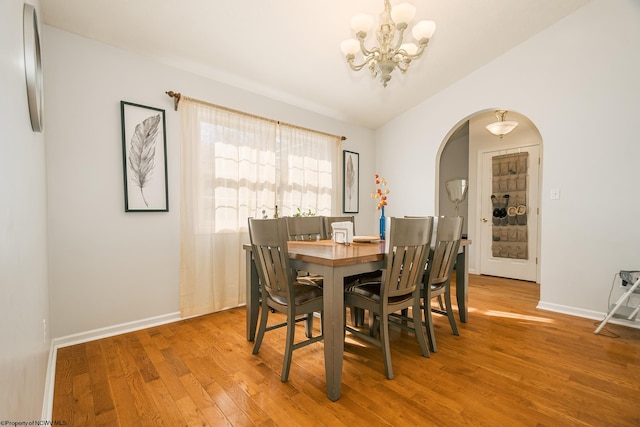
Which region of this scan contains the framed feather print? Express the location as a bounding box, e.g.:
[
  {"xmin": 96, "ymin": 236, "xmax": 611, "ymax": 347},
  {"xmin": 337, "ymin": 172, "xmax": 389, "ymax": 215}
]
[
  {"xmin": 121, "ymin": 101, "xmax": 168, "ymax": 212},
  {"xmin": 343, "ymin": 150, "xmax": 359, "ymax": 213}
]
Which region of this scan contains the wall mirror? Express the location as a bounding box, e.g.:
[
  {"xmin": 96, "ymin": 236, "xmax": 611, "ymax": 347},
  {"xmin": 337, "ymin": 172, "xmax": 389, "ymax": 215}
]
[{"xmin": 24, "ymin": 3, "xmax": 44, "ymax": 132}]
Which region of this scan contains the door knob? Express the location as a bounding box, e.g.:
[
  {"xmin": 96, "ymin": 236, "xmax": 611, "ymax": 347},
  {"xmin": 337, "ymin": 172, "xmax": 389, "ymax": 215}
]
[{"xmin": 482, "ymin": 217, "xmax": 488, "ymax": 222}]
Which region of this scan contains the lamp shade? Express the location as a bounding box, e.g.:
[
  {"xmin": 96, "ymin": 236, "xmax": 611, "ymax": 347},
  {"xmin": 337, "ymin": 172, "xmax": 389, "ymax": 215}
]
[
  {"xmin": 351, "ymin": 13, "xmax": 374, "ymax": 33},
  {"xmin": 341, "ymin": 39, "xmax": 360, "ymax": 56},
  {"xmin": 400, "ymin": 43, "xmax": 418, "ymax": 55},
  {"xmin": 412, "ymin": 20, "xmax": 436, "ymax": 40},
  {"xmin": 486, "ymin": 121, "xmax": 519, "ymax": 136},
  {"xmin": 390, "ymin": 2, "xmax": 416, "ymax": 24}
]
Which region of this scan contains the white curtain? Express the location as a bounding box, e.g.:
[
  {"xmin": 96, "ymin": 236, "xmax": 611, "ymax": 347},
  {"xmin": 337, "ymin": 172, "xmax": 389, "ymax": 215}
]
[
  {"xmin": 278, "ymin": 125, "xmax": 341, "ymax": 217},
  {"xmin": 180, "ymin": 100, "xmax": 277, "ymax": 317},
  {"xmin": 179, "ymin": 100, "xmax": 341, "ymax": 317}
]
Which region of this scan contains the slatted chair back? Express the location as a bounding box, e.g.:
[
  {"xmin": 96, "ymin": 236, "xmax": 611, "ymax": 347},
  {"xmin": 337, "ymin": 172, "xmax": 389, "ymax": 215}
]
[
  {"xmin": 249, "ymin": 217, "xmax": 294, "ymax": 303},
  {"xmin": 286, "ymin": 216, "xmax": 325, "ymax": 241},
  {"xmin": 382, "ymin": 217, "xmax": 434, "ymax": 301},
  {"xmin": 425, "ymin": 216, "xmax": 463, "ymax": 289}
]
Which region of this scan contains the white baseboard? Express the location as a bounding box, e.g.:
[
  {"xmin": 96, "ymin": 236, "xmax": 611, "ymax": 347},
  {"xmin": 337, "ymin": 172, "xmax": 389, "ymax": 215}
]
[
  {"xmin": 537, "ymin": 301, "xmax": 640, "ymax": 330},
  {"xmin": 41, "ymin": 340, "xmax": 57, "ymax": 421},
  {"xmin": 52, "ymin": 311, "xmax": 182, "ymax": 349},
  {"xmin": 41, "ymin": 311, "xmax": 182, "ymax": 420}
]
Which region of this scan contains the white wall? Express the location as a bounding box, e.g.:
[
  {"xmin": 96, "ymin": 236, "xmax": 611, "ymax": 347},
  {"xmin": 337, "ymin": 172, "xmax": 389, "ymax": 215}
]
[
  {"xmin": 43, "ymin": 27, "xmax": 375, "ymax": 338},
  {"xmin": 438, "ymin": 123, "xmax": 469, "ymax": 233},
  {"xmin": 376, "ymin": 0, "xmax": 640, "ymax": 318},
  {"xmin": 0, "ymin": 0, "xmax": 51, "ymax": 420}
]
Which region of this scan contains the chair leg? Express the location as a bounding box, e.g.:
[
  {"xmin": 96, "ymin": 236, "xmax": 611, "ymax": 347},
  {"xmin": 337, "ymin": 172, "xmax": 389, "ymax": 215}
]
[
  {"xmin": 380, "ymin": 311, "xmax": 394, "ymax": 380},
  {"xmin": 424, "ymin": 300, "xmax": 438, "ymax": 353},
  {"xmin": 281, "ymin": 312, "xmax": 296, "ymax": 382},
  {"xmin": 369, "ymin": 312, "xmax": 379, "ymax": 337},
  {"xmin": 305, "ymin": 313, "xmax": 314, "ymax": 338},
  {"xmin": 351, "ymin": 307, "xmax": 365, "ymax": 327},
  {"xmin": 444, "ymin": 288, "xmax": 459, "ymax": 336},
  {"xmin": 252, "ymin": 304, "xmax": 269, "ymax": 354},
  {"xmin": 413, "ymin": 300, "xmax": 430, "ymax": 358}
]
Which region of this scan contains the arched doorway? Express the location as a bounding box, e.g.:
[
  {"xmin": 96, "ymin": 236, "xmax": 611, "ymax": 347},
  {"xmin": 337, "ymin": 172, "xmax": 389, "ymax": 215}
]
[{"xmin": 437, "ymin": 109, "xmax": 542, "ymax": 283}]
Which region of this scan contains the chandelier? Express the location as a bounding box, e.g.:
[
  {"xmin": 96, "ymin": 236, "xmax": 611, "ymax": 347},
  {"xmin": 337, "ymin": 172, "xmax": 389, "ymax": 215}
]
[
  {"xmin": 485, "ymin": 110, "xmax": 519, "ymax": 139},
  {"xmin": 340, "ymin": 0, "xmax": 436, "ymax": 87}
]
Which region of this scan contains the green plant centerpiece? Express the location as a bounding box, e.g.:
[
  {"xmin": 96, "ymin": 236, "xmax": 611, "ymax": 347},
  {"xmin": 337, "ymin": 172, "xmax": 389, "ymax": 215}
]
[{"xmin": 292, "ymin": 207, "xmax": 316, "ymax": 217}]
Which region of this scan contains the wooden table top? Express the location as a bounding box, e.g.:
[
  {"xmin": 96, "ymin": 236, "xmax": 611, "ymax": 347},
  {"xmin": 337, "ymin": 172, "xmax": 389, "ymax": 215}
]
[
  {"xmin": 287, "ymin": 240, "xmax": 386, "ymax": 267},
  {"xmin": 243, "ymin": 239, "xmax": 470, "ymax": 268}
]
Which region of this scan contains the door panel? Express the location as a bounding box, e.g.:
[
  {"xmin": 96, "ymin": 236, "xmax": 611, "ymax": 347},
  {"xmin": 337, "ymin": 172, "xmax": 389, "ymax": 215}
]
[{"xmin": 479, "ymin": 145, "xmax": 539, "ymax": 282}]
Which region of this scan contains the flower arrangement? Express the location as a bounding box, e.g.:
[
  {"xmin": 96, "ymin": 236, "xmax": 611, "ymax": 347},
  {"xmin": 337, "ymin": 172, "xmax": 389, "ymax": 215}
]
[{"xmin": 371, "ymin": 174, "xmax": 390, "ymax": 210}]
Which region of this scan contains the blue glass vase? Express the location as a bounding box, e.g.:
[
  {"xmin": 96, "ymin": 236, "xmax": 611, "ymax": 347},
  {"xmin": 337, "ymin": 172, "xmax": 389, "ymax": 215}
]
[{"xmin": 379, "ymin": 205, "xmax": 386, "ymax": 240}]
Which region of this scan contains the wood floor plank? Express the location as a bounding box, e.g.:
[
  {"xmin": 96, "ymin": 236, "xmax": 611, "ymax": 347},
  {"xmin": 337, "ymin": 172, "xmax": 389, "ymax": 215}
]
[
  {"xmin": 53, "ymin": 275, "xmax": 640, "ymax": 426},
  {"xmin": 85, "ymin": 340, "xmax": 116, "ymax": 417},
  {"xmin": 145, "ymin": 378, "xmax": 187, "ymax": 427},
  {"xmin": 52, "ymin": 347, "xmax": 75, "ymax": 423},
  {"xmin": 71, "ymin": 372, "xmax": 96, "ymax": 427},
  {"xmin": 111, "ymin": 335, "xmax": 164, "ymax": 426}
]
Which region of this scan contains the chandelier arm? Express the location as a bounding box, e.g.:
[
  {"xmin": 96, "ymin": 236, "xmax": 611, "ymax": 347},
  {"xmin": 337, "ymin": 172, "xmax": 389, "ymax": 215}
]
[
  {"xmin": 347, "ymin": 54, "xmax": 378, "ymax": 72},
  {"xmin": 391, "ymin": 23, "xmax": 409, "ymax": 54},
  {"xmin": 356, "ymin": 33, "xmax": 379, "ymax": 58},
  {"xmin": 400, "ymin": 40, "xmax": 430, "ymax": 60}
]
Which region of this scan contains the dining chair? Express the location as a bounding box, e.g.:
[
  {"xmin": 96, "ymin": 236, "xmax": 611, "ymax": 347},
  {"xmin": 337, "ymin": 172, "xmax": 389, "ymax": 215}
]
[
  {"xmin": 344, "ymin": 217, "xmax": 433, "ymax": 379},
  {"xmin": 422, "ymin": 216, "xmax": 463, "ymax": 352},
  {"xmin": 248, "ymin": 217, "xmax": 324, "ymax": 382},
  {"xmin": 323, "ymin": 216, "xmax": 355, "ymax": 240}
]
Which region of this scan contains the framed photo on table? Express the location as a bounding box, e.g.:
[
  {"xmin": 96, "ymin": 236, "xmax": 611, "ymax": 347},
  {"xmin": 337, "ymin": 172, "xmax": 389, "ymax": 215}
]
[
  {"xmin": 121, "ymin": 101, "xmax": 168, "ymax": 212},
  {"xmin": 343, "ymin": 150, "xmax": 359, "ymax": 213}
]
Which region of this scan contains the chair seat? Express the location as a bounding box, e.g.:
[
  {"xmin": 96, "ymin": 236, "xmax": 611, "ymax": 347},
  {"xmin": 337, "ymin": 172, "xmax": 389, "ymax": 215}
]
[
  {"xmin": 269, "ymin": 281, "xmax": 323, "ymax": 306},
  {"xmin": 347, "ymin": 282, "xmax": 413, "ymax": 305}
]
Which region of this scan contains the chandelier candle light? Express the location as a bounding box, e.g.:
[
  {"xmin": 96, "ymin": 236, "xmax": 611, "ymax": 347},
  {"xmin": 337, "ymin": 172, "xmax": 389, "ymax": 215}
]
[
  {"xmin": 340, "ymin": 0, "xmax": 436, "ymax": 87},
  {"xmin": 372, "ymin": 174, "xmax": 390, "ymax": 240}
]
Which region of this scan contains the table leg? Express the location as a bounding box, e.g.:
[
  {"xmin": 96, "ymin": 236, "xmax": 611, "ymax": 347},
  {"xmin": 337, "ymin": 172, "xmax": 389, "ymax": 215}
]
[
  {"xmin": 245, "ymin": 250, "xmax": 259, "ymax": 341},
  {"xmin": 322, "ymin": 267, "xmax": 344, "ymax": 401},
  {"xmin": 455, "ymin": 245, "xmax": 469, "ymax": 323}
]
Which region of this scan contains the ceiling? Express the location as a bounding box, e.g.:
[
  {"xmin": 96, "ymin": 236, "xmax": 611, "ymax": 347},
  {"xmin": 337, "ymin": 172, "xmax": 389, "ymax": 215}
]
[{"xmin": 41, "ymin": 0, "xmax": 590, "ymax": 129}]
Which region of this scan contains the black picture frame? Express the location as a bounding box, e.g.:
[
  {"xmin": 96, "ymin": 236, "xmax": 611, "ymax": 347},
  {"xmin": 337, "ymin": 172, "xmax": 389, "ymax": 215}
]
[
  {"xmin": 121, "ymin": 101, "xmax": 168, "ymax": 212},
  {"xmin": 343, "ymin": 150, "xmax": 359, "ymax": 213}
]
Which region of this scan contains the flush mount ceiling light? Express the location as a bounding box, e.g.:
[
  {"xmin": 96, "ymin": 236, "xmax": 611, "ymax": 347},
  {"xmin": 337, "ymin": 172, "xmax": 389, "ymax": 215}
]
[
  {"xmin": 340, "ymin": 0, "xmax": 436, "ymax": 87},
  {"xmin": 486, "ymin": 110, "xmax": 519, "ymax": 139}
]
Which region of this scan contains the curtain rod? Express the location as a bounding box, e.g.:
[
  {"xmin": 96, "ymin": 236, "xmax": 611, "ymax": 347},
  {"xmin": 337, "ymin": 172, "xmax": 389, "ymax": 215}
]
[{"xmin": 165, "ymin": 91, "xmax": 346, "ymax": 141}]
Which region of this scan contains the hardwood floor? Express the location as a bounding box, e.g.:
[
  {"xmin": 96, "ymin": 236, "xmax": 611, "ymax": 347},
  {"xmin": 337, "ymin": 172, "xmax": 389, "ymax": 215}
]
[{"xmin": 53, "ymin": 274, "xmax": 640, "ymax": 426}]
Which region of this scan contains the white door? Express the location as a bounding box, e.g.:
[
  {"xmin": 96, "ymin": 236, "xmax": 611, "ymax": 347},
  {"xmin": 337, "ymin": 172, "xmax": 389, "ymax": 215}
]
[{"xmin": 479, "ymin": 145, "xmax": 540, "ymax": 282}]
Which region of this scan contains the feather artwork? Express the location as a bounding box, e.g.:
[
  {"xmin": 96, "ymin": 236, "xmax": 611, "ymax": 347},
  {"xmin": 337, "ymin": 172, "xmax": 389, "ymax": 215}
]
[
  {"xmin": 128, "ymin": 114, "xmax": 161, "ymax": 207},
  {"xmin": 345, "ymin": 155, "xmax": 355, "ymax": 206}
]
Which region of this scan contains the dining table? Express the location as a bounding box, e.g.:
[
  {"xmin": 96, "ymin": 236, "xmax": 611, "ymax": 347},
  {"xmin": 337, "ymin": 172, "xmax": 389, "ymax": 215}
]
[{"xmin": 243, "ymin": 237, "xmax": 471, "ymax": 401}]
